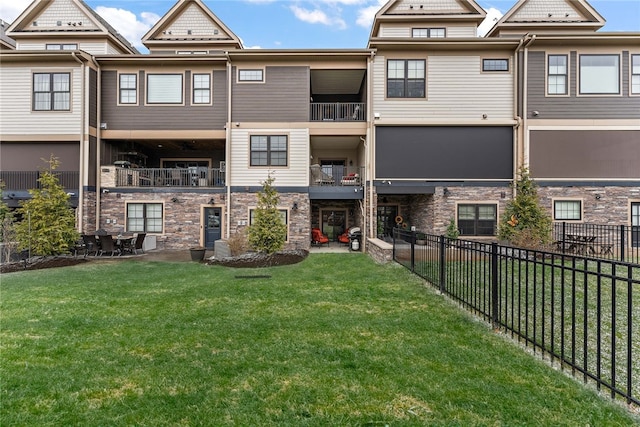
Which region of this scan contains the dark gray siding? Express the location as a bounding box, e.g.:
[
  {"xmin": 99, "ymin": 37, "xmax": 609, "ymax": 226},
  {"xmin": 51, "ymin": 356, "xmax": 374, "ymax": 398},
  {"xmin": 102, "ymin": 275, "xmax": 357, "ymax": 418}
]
[
  {"xmin": 101, "ymin": 70, "xmax": 227, "ymax": 130},
  {"xmin": 89, "ymin": 69, "xmax": 97, "ymax": 128},
  {"xmin": 88, "ymin": 135, "xmax": 97, "ymax": 186},
  {"xmin": 375, "ymin": 126, "xmax": 513, "ymax": 180},
  {"xmin": 0, "ymin": 143, "xmax": 79, "ymax": 171},
  {"xmin": 232, "ymin": 66, "xmax": 309, "ymax": 122},
  {"xmin": 530, "ymin": 130, "xmax": 640, "ymax": 179},
  {"xmin": 527, "ymin": 51, "xmax": 640, "ymax": 119}
]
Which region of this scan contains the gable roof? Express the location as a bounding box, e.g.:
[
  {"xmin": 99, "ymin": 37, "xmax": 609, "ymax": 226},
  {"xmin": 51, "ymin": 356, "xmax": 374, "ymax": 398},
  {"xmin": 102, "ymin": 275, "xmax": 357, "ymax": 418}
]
[
  {"xmin": 485, "ymin": 0, "xmax": 605, "ymax": 37},
  {"xmin": 142, "ymin": 0, "xmax": 242, "ymax": 51},
  {"xmin": 1, "ymin": 19, "xmax": 16, "ymax": 50},
  {"xmin": 369, "ymin": 0, "xmax": 487, "ymax": 40},
  {"xmin": 6, "ymin": 0, "xmax": 139, "ymax": 54}
]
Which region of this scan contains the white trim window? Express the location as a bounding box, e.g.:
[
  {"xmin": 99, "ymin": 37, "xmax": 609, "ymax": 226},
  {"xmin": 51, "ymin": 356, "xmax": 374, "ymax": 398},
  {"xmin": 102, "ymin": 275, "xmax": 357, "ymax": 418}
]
[
  {"xmin": 412, "ymin": 28, "xmax": 445, "ymax": 38},
  {"xmin": 579, "ymin": 54, "xmax": 619, "ymax": 94},
  {"xmin": 126, "ymin": 202, "xmax": 163, "ymax": 233},
  {"xmin": 46, "ymin": 43, "xmax": 78, "ymax": 50},
  {"xmin": 250, "ymin": 135, "xmax": 287, "ymax": 167},
  {"xmin": 632, "ymin": 54, "xmax": 640, "ymax": 95},
  {"xmin": 239, "ymin": 69, "xmax": 264, "ymax": 82},
  {"xmin": 554, "ymin": 200, "xmax": 582, "ymax": 221},
  {"xmin": 33, "ymin": 72, "xmax": 70, "ymax": 111},
  {"xmin": 387, "ymin": 59, "xmax": 425, "ymax": 98},
  {"xmin": 547, "ymin": 54, "xmax": 568, "ymax": 95},
  {"xmin": 119, "ymin": 73, "xmax": 137, "ymax": 104},
  {"xmin": 482, "ymin": 59, "xmax": 509, "ymax": 72},
  {"xmin": 457, "ymin": 204, "xmax": 497, "ymax": 236},
  {"xmin": 147, "ymin": 74, "xmax": 183, "ymax": 104},
  {"xmin": 192, "ymin": 73, "xmax": 211, "ymax": 104}
]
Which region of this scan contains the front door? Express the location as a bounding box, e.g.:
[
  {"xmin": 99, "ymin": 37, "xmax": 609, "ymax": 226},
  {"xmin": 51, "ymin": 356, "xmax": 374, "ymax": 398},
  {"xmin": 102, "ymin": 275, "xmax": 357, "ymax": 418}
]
[
  {"xmin": 632, "ymin": 202, "xmax": 640, "ymax": 248},
  {"xmin": 322, "ymin": 209, "xmax": 346, "ymax": 241},
  {"xmin": 204, "ymin": 207, "xmax": 222, "ymax": 249}
]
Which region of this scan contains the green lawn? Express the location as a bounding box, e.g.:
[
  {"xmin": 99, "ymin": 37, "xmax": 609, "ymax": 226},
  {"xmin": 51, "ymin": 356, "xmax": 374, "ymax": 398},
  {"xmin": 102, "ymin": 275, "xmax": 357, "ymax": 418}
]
[{"xmin": 1, "ymin": 254, "xmax": 638, "ymax": 426}]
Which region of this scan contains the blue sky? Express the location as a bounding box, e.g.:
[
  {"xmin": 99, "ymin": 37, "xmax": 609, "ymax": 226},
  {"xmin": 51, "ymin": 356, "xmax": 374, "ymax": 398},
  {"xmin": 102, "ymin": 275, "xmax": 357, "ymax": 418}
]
[{"xmin": 2, "ymin": 0, "xmax": 639, "ymax": 51}]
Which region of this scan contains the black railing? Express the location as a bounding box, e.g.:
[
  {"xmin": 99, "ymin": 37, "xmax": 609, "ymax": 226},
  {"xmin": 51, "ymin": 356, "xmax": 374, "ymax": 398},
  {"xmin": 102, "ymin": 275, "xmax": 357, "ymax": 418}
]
[
  {"xmin": 393, "ymin": 229, "xmax": 640, "ymax": 407},
  {"xmin": 309, "ymin": 102, "xmax": 366, "ymax": 121},
  {"xmin": 115, "ymin": 168, "xmax": 225, "ymax": 188},
  {"xmin": 553, "ymin": 222, "xmax": 640, "ymax": 263},
  {"xmin": 0, "ymin": 171, "xmax": 79, "ymax": 191},
  {"xmin": 309, "ymin": 165, "xmax": 364, "ymax": 187}
]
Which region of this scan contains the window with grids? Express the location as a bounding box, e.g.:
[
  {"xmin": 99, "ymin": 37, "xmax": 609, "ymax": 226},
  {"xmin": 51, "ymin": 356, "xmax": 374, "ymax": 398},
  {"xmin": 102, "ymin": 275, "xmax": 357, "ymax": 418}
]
[
  {"xmin": 250, "ymin": 135, "xmax": 287, "ymax": 166},
  {"xmin": 387, "ymin": 59, "xmax": 425, "ymax": 98},
  {"xmin": 119, "ymin": 73, "xmax": 137, "ymax": 104},
  {"xmin": 632, "ymin": 54, "xmax": 640, "ymax": 94},
  {"xmin": 126, "ymin": 203, "xmax": 163, "ymax": 233},
  {"xmin": 457, "ymin": 204, "xmax": 497, "ymax": 236},
  {"xmin": 412, "ymin": 28, "xmax": 445, "ymax": 38},
  {"xmin": 147, "ymin": 74, "xmax": 183, "ymax": 104},
  {"xmin": 46, "ymin": 43, "xmax": 77, "ymax": 50},
  {"xmin": 33, "ymin": 73, "xmax": 70, "ymax": 111},
  {"xmin": 250, "ymin": 209, "xmax": 288, "ymax": 240},
  {"xmin": 482, "ymin": 59, "xmax": 509, "ymax": 72},
  {"xmin": 239, "ymin": 69, "xmax": 264, "ymax": 82},
  {"xmin": 192, "ymin": 73, "xmax": 211, "ymax": 104},
  {"xmin": 579, "ymin": 54, "xmax": 619, "ymax": 94},
  {"xmin": 554, "ymin": 200, "xmax": 582, "ymax": 221},
  {"xmin": 548, "ymin": 54, "xmax": 568, "ymax": 95}
]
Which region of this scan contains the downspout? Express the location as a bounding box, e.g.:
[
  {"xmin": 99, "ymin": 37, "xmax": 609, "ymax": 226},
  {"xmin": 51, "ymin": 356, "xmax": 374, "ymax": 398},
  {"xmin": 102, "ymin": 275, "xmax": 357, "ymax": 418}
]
[
  {"xmin": 71, "ymin": 52, "xmax": 85, "ymax": 233},
  {"xmin": 522, "ymin": 34, "xmax": 536, "ymax": 175},
  {"xmin": 90, "ymin": 55, "xmax": 101, "ymax": 234},
  {"xmin": 512, "ymin": 35, "xmax": 527, "ymax": 199},
  {"xmin": 367, "ymin": 50, "xmax": 375, "ymax": 242},
  {"xmin": 225, "ymin": 52, "xmax": 232, "ymax": 239}
]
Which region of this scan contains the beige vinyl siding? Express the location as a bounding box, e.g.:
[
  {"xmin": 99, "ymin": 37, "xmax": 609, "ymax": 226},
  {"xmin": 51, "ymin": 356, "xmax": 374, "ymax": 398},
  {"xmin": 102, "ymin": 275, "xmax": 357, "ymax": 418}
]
[
  {"xmin": 447, "ymin": 26, "xmax": 477, "ymax": 37},
  {"xmin": 0, "ymin": 65, "xmax": 82, "ymax": 136},
  {"xmin": 378, "ymin": 24, "xmax": 477, "ymax": 38},
  {"xmin": 32, "ymin": 0, "xmax": 97, "ymax": 30},
  {"xmin": 378, "ymin": 25, "xmax": 411, "ymax": 38},
  {"xmin": 372, "ymin": 53, "xmax": 513, "ymax": 120},
  {"xmin": 229, "ymin": 128, "xmax": 309, "ymax": 187},
  {"xmin": 15, "ymin": 40, "xmax": 113, "ymax": 54}
]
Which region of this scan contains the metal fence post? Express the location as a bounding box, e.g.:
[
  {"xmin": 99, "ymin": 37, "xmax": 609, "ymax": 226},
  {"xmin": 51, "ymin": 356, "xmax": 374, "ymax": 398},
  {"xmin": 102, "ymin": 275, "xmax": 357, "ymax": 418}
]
[
  {"xmin": 439, "ymin": 235, "xmax": 445, "ymax": 293},
  {"xmin": 410, "ymin": 230, "xmax": 415, "ymax": 272},
  {"xmin": 620, "ymin": 224, "xmax": 626, "ymax": 262},
  {"xmin": 491, "ymin": 242, "xmax": 499, "ymax": 328}
]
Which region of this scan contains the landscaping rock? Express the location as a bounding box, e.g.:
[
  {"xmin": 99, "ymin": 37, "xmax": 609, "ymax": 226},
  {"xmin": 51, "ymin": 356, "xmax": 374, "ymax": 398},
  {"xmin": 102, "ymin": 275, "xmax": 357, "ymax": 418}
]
[{"xmin": 207, "ymin": 249, "xmax": 308, "ymax": 268}]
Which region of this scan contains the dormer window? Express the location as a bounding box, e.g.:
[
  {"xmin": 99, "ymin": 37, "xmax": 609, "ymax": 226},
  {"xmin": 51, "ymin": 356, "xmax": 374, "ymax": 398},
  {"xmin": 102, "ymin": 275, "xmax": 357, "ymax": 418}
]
[{"xmin": 412, "ymin": 28, "xmax": 445, "ymax": 38}]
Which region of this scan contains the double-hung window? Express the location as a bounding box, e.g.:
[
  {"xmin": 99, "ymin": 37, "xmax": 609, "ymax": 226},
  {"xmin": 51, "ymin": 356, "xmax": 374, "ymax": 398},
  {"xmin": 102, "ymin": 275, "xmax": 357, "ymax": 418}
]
[
  {"xmin": 457, "ymin": 204, "xmax": 497, "ymax": 236},
  {"xmin": 250, "ymin": 135, "xmax": 287, "ymax": 166},
  {"xmin": 387, "ymin": 59, "xmax": 425, "ymax": 98},
  {"xmin": 239, "ymin": 69, "xmax": 264, "ymax": 82},
  {"xmin": 579, "ymin": 54, "xmax": 619, "ymax": 94},
  {"xmin": 147, "ymin": 74, "xmax": 183, "ymax": 104},
  {"xmin": 554, "ymin": 200, "xmax": 582, "ymax": 221},
  {"xmin": 126, "ymin": 203, "xmax": 163, "ymax": 233},
  {"xmin": 192, "ymin": 73, "xmax": 211, "ymax": 104},
  {"xmin": 412, "ymin": 28, "xmax": 445, "ymax": 38},
  {"xmin": 119, "ymin": 74, "xmax": 137, "ymax": 104},
  {"xmin": 632, "ymin": 54, "xmax": 640, "ymax": 95},
  {"xmin": 547, "ymin": 54, "xmax": 568, "ymax": 95},
  {"xmin": 33, "ymin": 73, "xmax": 70, "ymax": 111}
]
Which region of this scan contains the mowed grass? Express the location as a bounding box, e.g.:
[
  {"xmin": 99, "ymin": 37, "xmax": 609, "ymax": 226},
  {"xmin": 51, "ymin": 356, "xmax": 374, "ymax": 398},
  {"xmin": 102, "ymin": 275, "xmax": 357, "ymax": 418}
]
[{"xmin": 1, "ymin": 254, "xmax": 638, "ymax": 426}]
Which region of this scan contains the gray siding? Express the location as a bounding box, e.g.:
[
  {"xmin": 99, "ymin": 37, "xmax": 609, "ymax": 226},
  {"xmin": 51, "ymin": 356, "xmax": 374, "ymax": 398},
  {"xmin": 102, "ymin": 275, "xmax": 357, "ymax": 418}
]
[
  {"xmin": 101, "ymin": 70, "xmax": 227, "ymax": 130},
  {"xmin": 231, "ymin": 66, "xmax": 309, "ymax": 122},
  {"xmin": 89, "ymin": 69, "xmax": 97, "ymax": 128},
  {"xmin": 530, "ymin": 130, "xmax": 640, "ymax": 179},
  {"xmin": 527, "ymin": 51, "xmax": 640, "ymax": 119},
  {"xmin": 375, "ymin": 126, "xmax": 513, "ymax": 180}
]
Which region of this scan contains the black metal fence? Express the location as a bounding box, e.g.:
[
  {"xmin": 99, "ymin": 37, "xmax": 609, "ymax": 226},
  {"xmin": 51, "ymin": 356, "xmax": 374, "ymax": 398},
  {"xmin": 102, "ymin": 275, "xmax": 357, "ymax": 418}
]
[
  {"xmin": 393, "ymin": 229, "xmax": 639, "ymax": 407},
  {"xmin": 553, "ymin": 222, "xmax": 640, "ymax": 263}
]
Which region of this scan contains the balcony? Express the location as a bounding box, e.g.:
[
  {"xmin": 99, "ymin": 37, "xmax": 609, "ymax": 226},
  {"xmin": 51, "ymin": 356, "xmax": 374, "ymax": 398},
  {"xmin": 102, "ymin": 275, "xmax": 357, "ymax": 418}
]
[
  {"xmin": 310, "ymin": 165, "xmax": 364, "ymax": 187},
  {"xmin": 310, "ymin": 103, "xmax": 366, "ymax": 122},
  {"xmin": 113, "ymin": 167, "xmax": 225, "ymax": 188}
]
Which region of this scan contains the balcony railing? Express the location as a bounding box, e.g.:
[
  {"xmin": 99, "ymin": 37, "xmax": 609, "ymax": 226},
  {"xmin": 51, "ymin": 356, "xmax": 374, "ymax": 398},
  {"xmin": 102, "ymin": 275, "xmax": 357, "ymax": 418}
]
[
  {"xmin": 310, "ymin": 102, "xmax": 366, "ymax": 121},
  {"xmin": 0, "ymin": 171, "xmax": 79, "ymax": 191},
  {"xmin": 310, "ymin": 165, "xmax": 364, "ymax": 186},
  {"xmin": 115, "ymin": 168, "xmax": 225, "ymax": 188}
]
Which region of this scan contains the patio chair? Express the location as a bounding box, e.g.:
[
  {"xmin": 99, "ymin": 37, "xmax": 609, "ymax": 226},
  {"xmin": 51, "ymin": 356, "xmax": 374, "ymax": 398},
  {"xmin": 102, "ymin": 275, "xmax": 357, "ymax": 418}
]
[
  {"xmin": 132, "ymin": 233, "xmax": 146, "ymax": 254},
  {"xmin": 82, "ymin": 234, "xmax": 100, "ymax": 256},
  {"xmin": 311, "ymin": 228, "xmax": 329, "ymax": 246},
  {"xmin": 310, "ymin": 164, "xmax": 334, "ymax": 186},
  {"xmin": 337, "ymin": 228, "xmax": 351, "ymax": 245},
  {"xmin": 98, "ymin": 235, "xmax": 119, "ymax": 256}
]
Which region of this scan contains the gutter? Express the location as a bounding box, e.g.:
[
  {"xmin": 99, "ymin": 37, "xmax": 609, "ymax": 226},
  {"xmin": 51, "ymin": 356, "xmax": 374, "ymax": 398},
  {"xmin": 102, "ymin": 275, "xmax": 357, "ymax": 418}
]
[
  {"xmin": 71, "ymin": 51, "xmax": 85, "ymax": 233},
  {"xmin": 225, "ymin": 51, "xmax": 232, "ymax": 240}
]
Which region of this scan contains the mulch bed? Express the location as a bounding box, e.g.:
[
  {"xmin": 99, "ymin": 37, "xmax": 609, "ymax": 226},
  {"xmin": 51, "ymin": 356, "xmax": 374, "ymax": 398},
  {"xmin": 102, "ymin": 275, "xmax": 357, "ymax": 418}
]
[{"xmin": 1, "ymin": 256, "xmax": 89, "ymax": 274}]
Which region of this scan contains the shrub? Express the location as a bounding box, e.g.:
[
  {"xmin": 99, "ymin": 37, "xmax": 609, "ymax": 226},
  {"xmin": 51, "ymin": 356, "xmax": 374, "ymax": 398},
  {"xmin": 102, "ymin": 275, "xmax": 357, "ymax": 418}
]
[
  {"xmin": 227, "ymin": 228, "xmax": 249, "ymax": 256},
  {"xmin": 445, "ymin": 218, "xmax": 459, "ymax": 239}
]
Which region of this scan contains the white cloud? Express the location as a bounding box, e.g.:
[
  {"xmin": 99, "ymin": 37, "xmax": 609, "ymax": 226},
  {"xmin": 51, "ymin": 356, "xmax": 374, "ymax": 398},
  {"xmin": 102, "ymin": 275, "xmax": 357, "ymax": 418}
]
[
  {"xmin": 290, "ymin": 5, "xmax": 347, "ymax": 29},
  {"xmin": 356, "ymin": 0, "xmax": 386, "ymax": 28},
  {"xmin": 94, "ymin": 6, "xmax": 159, "ymax": 50},
  {"xmin": 477, "ymin": 7, "xmax": 503, "ymax": 37},
  {"xmin": 0, "ymin": 0, "xmax": 33, "ymax": 24}
]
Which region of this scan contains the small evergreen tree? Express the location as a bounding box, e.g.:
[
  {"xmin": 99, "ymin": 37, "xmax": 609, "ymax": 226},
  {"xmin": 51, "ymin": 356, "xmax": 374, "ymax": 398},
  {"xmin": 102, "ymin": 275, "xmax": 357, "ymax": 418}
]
[
  {"xmin": 445, "ymin": 217, "xmax": 459, "ymax": 239},
  {"xmin": 247, "ymin": 173, "xmax": 287, "ymax": 254},
  {"xmin": 498, "ymin": 166, "xmax": 552, "ymax": 248},
  {"xmin": 14, "ymin": 156, "xmax": 79, "ymax": 256}
]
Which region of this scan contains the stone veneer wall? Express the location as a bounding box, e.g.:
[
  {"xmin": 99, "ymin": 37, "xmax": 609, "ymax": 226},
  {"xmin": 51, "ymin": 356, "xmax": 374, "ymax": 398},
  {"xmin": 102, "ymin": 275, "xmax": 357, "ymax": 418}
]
[
  {"xmin": 229, "ymin": 192, "xmax": 311, "ymax": 250},
  {"xmin": 81, "ymin": 190, "xmax": 97, "ymax": 233},
  {"xmin": 366, "ymin": 238, "xmax": 393, "ymax": 264},
  {"xmin": 538, "ymin": 186, "xmax": 640, "ymax": 225}
]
